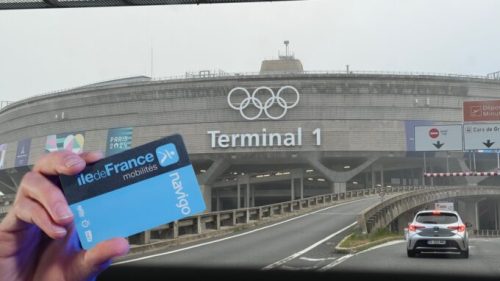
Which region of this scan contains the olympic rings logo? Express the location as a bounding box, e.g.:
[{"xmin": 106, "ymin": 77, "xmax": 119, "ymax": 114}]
[{"xmin": 227, "ymin": 86, "xmax": 300, "ymax": 120}]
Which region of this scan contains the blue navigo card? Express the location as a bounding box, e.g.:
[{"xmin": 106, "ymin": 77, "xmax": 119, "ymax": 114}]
[{"xmin": 59, "ymin": 134, "xmax": 206, "ymax": 249}]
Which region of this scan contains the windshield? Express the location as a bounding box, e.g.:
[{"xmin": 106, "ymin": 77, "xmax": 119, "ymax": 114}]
[
  {"xmin": 416, "ymin": 213, "xmax": 459, "ymax": 224},
  {"xmin": 1, "ymin": 0, "xmax": 500, "ymax": 279}
]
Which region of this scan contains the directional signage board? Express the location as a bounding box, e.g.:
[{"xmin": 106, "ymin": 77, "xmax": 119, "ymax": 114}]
[
  {"xmin": 463, "ymin": 100, "xmax": 500, "ymax": 122},
  {"xmin": 463, "ymin": 123, "xmax": 500, "ymax": 150},
  {"xmin": 415, "ymin": 125, "xmax": 463, "ymax": 151}
]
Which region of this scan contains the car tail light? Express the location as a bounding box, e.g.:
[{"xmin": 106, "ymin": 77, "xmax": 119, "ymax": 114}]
[
  {"xmin": 409, "ymin": 224, "xmax": 425, "ymax": 232},
  {"xmin": 448, "ymin": 224, "xmax": 466, "ymax": 232},
  {"xmin": 432, "ymin": 210, "xmax": 441, "ymax": 215}
]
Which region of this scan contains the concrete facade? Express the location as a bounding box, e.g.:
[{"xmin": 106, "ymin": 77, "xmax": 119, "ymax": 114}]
[{"xmin": 1, "ymin": 73, "xmax": 500, "ymax": 210}]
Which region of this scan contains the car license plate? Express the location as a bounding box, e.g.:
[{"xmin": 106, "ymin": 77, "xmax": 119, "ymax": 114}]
[{"xmin": 428, "ymin": 240, "xmax": 446, "ymax": 245}]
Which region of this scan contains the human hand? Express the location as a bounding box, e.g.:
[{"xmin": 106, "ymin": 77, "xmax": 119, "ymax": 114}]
[{"xmin": 0, "ymin": 151, "xmax": 129, "ymax": 281}]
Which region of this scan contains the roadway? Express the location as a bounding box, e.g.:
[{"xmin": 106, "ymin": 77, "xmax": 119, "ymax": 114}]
[
  {"xmin": 325, "ymin": 238, "xmax": 500, "ymax": 277},
  {"xmin": 113, "ymin": 196, "xmax": 382, "ymax": 270}
]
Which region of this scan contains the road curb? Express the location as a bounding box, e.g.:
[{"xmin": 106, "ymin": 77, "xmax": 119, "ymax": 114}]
[{"xmin": 334, "ymin": 234, "xmax": 403, "ymax": 254}]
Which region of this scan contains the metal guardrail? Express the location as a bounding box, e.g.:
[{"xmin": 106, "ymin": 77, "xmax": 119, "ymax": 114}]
[
  {"xmin": 487, "ymin": 71, "xmax": 500, "ymax": 80},
  {"xmin": 0, "ymin": 185, "xmax": 424, "ymax": 244},
  {"xmin": 153, "ymin": 70, "xmax": 493, "ymax": 82},
  {"xmin": 358, "ymin": 186, "xmax": 500, "ymax": 234},
  {"xmin": 474, "ymin": 229, "xmax": 500, "ymax": 237},
  {"xmin": 0, "ymin": 101, "xmax": 12, "ymax": 110},
  {"xmin": 128, "ymin": 185, "xmax": 424, "ymax": 245},
  {"xmin": 1, "ymin": 69, "xmax": 497, "ymax": 112}
]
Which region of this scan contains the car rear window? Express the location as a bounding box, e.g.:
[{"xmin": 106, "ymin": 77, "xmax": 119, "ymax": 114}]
[{"xmin": 416, "ymin": 213, "xmax": 458, "ymax": 224}]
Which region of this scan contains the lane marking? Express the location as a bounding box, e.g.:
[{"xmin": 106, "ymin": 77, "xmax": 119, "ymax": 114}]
[
  {"xmin": 279, "ymin": 265, "xmax": 320, "ymax": 271},
  {"xmin": 113, "ymin": 197, "xmax": 375, "ymax": 265},
  {"xmin": 318, "ymin": 254, "xmax": 353, "ymax": 271},
  {"xmin": 356, "ymin": 240, "xmax": 405, "ymax": 255},
  {"xmin": 299, "ymin": 256, "xmax": 338, "ymax": 262},
  {"xmin": 319, "ymin": 240, "xmax": 405, "ymax": 271},
  {"xmin": 314, "ymin": 212, "xmax": 357, "ymax": 215},
  {"xmin": 262, "ymin": 221, "xmax": 357, "ymax": 270}
]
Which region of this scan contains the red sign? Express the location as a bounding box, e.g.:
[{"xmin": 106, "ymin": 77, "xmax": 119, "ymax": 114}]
[
  {"xmin": 429, "ymin": 128, "xmax": 439, "ymax": 139},
  {"xmin": 464, "ymin": 100, "xmax": 500, "ymax": 121}
]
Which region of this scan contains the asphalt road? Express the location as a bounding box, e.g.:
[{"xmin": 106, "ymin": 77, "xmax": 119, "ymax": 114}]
[
  {"xmin": 327, "ymin": 238, "xmax": 500, "ymax": 277},
  {"xmin": 114, "ymin": 196, "xmax": 381, "ymax": 269}
]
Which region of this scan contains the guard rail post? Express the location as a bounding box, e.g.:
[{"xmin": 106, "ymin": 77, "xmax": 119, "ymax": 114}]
[
  {"xmin": 136, "ymin": 230, "xmax": 151, "ymax": 245},
  {"xmin": 196, "ymin": 215, "xmax": 202, "ymax": 234},
  {"xmin": 232, "ymin": 210, "xmax": 237, "ymax": 226},
  {"xmin": 216, "ymin": 213, "xmax": 221, "ymax": 230},
  {"xmin": 245, "ymin": 209, "xmax": 250, "ymax": 224},
  {"xmin": 172, "ymin": 221, "xmax": 179, "ymax": 238}
]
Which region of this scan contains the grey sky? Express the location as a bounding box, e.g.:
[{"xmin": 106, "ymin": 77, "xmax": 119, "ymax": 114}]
[{"xmin": 1, "ymin": 0, "xmax": 499, "ymax": 102}]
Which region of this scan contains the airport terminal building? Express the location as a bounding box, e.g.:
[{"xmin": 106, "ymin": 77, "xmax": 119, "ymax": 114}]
[{"xmin": 2, "ymin": 55, "xmax": 500, "ymax": 212}]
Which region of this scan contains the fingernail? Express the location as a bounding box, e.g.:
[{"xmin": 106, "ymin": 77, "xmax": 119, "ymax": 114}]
[
  {"xmin": 93, "ymin": 151, "xmax": 104, "ymax": 158},
  {"xmin": 53, "ymin": 225, "xmax": 67, "ymax": 236},
  {"xmin": 55, "ymin": 203, "xmax": 73, "ymax": 220},
  {"xmin": 64, "ymin": 155, "xmax": 84, "ymax": 168}
]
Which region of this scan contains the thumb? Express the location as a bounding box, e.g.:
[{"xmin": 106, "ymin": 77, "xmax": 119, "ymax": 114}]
[{"xmin": 80, "ymin": 238, "xmax": 130, "ymax": 278}]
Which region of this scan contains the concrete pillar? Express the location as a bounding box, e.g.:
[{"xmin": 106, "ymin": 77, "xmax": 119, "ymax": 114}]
[
  {"xmin": 371, "ymin": 166, "xmax": 376, "ymax": 189},
  {"xmin": 495, "ymin": 202, "xmax": 498, "ymax": 230},
  {"xmin": 410, "ymin": 169, "xmax": 415, "ymax": 185},
  {"xmin": 300, "ymin": 177, "xmax": 304, "ymax": 199},
  {"xmin": 236, "ymin": 185, "xmax": 241, "ymax": 209},
  {"xmin": 475, "ymin": 200, "xmax": 480, "ymax": 231},
  {"xmin": 458, "ymin": 199, "xmax": 477, "ymax": 232},
  {"xmin": 200, "ymin": 184, "xmax": 212, "ymax": 212},
  {"xmin": 237, "ymin": 175, "xmax": 250, "ymax": 209},
  {"xmin": 250, "ymin": 185, "xmax": 255, "ymax": 207},
  {"xmin": 331, "ymin": 182, "xmax": 346, "ymax": 194},
  {"xmin": 429, "ymin": 161, "xmax": 434, "ymax": 186},
  {"xmin": 497, "ymin": 201, "xmax": 500, "ymax": 230},
  {"xmin": 245, "ymin": 183, "xmax": 250, "ymax": 208},
  {"xmin": 291, "ymin": 169, "xmax": 304, "ymax": 200},
  {"xmin": 215, "ymin": 189, "xmax": 221, "ymax": 211},
  {"xmin": 380, "ymin": 165, "xmax": 384, "ymax": 187}
]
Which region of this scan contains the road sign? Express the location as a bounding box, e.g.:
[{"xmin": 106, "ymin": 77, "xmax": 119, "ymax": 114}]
[
  {"xmin": 415, "ymin": 125, "xmax": 463, "ymax": 151},
  {"xmin": 464, "ymin": 100, "xmax": 500, "ymax": 122},
  {"xmin": 435, "ymin": 202, "xmax": 454, "ymax": 211},
  {"xmin": 464, "ymin": 123, "xmax": 500, "ymax": 150}
]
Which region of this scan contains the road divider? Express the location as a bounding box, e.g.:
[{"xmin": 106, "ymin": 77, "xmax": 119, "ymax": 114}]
[{"xmin": 335, "ymin": 231, "xmax": 403, "ymax": 254}]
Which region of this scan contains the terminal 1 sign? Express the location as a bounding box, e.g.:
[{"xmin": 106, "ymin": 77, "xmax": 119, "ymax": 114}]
[{"xmin": 208, "ymin": 128, "xmax": 322, "ymax": 148}]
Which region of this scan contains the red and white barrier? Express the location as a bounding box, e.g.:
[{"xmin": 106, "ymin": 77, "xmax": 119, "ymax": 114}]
[{"xmin": 424, "ymin": 172, "xmax": 500, "ymax": 177}]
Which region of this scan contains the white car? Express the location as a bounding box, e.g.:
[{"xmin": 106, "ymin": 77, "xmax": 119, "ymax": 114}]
[{"xmin": 406, "ymin": 210, "xmax": 470, "ymax": 258}]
